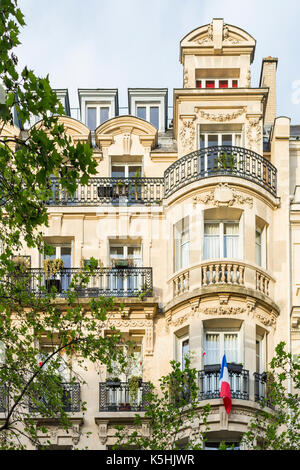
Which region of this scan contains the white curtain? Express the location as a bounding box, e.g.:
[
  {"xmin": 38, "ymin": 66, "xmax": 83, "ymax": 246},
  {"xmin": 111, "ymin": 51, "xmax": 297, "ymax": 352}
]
[
  {"xmin": 174, "ymin": 218, "xmax": 190, "ymax": 271},
  {"xmin": 205, "ymin": 334, "xmax": 220, "ymax": 364},
  {"xmin": 224, "ymin": 334, "xmax": 238, "ymax": 363},
  {"xmin": 204, "ymin": 223, "xmax": 220, "ymax": 259},
  {"xmin": 224, "ymin": 223, "xmax": 239, "ymax": 258}
]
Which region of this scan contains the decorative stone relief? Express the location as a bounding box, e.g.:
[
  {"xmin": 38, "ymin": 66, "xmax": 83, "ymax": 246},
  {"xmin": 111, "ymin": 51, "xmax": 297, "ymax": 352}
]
[
  {"xmin": 255, "ymin": 310, "xmax": 277, "ymax": 327},
  {"xmin": 196, "ymin": 22, "xmax": 213, "ymax": 45},
  {"xmin": 196, "ymin": 107, "xmax": 246, "ymax": 122},
  {"xmin": 194, "ymin": 183, "xmax": 253, "ymax": 208},
  {"xmin": 246, "ymin": 117, "xmax": 262, "ymax": 153},
  {"xmin": 98, "ymin": 422, "xmax": 108, "ymax": 446},
  {"xmin": 223, "ymin": 24, "xmax": 241, "ymax": 44},
  {"xmin": 246, "ymin": 67, "xmax": 251, "ymax": 87},
  {"xmin": 179, "ymin": 118, "xmax": 196, "ymax": 153},
  {"xmin": 123, "ymin": 132, "xmax": 132, "ymax": 154},
  {"xmin": 184, "ymin": 69, "xmax": 189, "ymax": 87},
  {"xmin": 201, "ymin": 306, "xmax": 246, "ymax": 316}
]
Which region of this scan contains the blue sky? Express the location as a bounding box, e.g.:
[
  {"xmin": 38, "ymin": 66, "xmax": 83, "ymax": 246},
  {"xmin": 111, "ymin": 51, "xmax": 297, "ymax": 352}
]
[{"xmin": 17, "ymin": 0, "xmax": 300, "ymax": 123}]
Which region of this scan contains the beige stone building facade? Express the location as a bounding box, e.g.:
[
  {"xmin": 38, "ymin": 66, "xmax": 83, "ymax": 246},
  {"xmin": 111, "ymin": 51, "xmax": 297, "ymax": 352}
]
[{"xmin": 2, "ymin": 18, "xmax": 300, "ymax": 450}]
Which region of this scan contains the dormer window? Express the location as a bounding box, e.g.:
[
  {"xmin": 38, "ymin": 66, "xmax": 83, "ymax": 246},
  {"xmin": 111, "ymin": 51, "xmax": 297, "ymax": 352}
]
[
  {"xmin": 78, "ymin": 89, "xmax": 119, "ymax": 130},
  {"xmin": 86, "ymin": 105, "xmax": 110, "ymax": 130},
  {"xmin": 136, "ymin": 105, "xmax": 159, "ymax": 129},
  {"xmin": 196, "ymin": 79, "xmax": 239, "ymax": 89},
  {"xmin": 128, "ymin": 88, "xmax": 168, "ymax": 132}
]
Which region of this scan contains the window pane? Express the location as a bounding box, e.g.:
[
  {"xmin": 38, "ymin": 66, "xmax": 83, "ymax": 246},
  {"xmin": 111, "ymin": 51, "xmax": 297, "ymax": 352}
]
[
  {"xmin": 207, "ymin": 135, "xmax": 218, "ymax": 147},
  {"xmin": 204, "ymin": 223, "xmax": 220, "ymax": 260},
  {"xmin": 196, "ymin": 80, "xmax": 202, "ymax": 88},
  {"xmin": 224, "ymin": 334, "xmax": 238, "ymax": 363},
  {"xmin": 150, "ymin": 106, "xmax": 159, "ymax": 129},
  {"xmin": 206, "ymin": 80, "xmax": 215, "ymax": 88},
  {"xmin": 235, "ymin": 134, "xmax": 242, "ymax": 147},
  {"xmin": 112, "ymin": 166, "xmax": 125, "ymax": 178},
  {"xmin": 200, "ymin": 134, "xmax": 205, "ymax": 149},
  {"xmin": 137, "ymin": 107, "xmax": 146, "ymax": 120},
  {"xmin": 100, "ymin": 107, "xmax": 109, "ymax": 124},
  {"xmin": 128, "ymin": 166, "xmax": 142, "ymax": 178},
  {"xmin": 219, "ymin": 80, "xmax": 228, "ymax": 88},
  {"xmin": 87, "ymin": 107, "xmax": 96, "ymax": 130},
  {"xmin": 61, "ymin": 247, "xmax": 71, "ymax": 268},
  {"xmin": 256, "ymin": 230, "xmax": 262, "ymax": 266},
  {"xmin": 232, "ymin": 80, "xmax": 238, "ymax": 88},
  {"xmin": 205, "ymin": 334, "xmax": 220, "ymax": 364},
  {"xmin": 222, "ymin": 134, "xmax": 233, "ymax": 146},
  {"xmin": 181, "ymin": 339, "xmax": 189, "ymax": 370}
]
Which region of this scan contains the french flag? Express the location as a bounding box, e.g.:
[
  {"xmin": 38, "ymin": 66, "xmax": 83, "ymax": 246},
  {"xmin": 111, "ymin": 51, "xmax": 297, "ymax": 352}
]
[{"xmin": 219, "ymin": 354, "xmax": 232, "ymax": 414}]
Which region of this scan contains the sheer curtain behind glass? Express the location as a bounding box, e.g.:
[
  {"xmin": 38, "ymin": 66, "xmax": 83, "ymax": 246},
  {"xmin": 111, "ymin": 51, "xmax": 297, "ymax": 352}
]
[
  {"xmin": 174, "ymin": 217, "xmax": 190, "ymax": 272},
  {"xmin": 204, "ymin": 223, "xmax": 220, "ymax": 259},
  {"xmin": 224, "ymin": 223, "xmax": 239, "ymax": 258}
]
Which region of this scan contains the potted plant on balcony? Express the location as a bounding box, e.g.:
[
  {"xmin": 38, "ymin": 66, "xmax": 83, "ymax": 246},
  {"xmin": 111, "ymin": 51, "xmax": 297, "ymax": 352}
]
[
  {"xmin": 43, "ymin": 258, "xmax": 64, "ymax": 293},
  {"xmin": 203, "ymin": 363, "xmax": 221, "ymax": 373},
  {"xmin": 12, "ymin": 255, "xmax": 30, "ymax": 273},
  {"xmin": 113, "ymin": 259, "xmax": 130, "ymax": 269},
  {"xmin": 227, "ymin": 363, "xmax": 243, "ymax": 373},
  {"xmin": 128, "ymin": 375, "xmax": 142, "ymax": 406},
  {"xmin": 137, "ymin": 282, "xmax": 151, "ymax": 300},
  {"xmin": 106, "ymin": 376, "xmax": 121, "ymax": 388}
]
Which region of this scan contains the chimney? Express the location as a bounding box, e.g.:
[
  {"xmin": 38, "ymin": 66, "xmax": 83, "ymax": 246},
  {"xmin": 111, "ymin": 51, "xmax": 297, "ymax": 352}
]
[{"xmin": 260, "ymin": 57, "xmax": 278, "ymax": 126}]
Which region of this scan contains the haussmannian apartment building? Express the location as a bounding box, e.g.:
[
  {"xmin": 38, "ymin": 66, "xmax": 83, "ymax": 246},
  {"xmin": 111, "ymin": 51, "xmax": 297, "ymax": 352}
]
[{"xmin": 1, "ymin": 18, "xmax": 300, "ymax": 450}]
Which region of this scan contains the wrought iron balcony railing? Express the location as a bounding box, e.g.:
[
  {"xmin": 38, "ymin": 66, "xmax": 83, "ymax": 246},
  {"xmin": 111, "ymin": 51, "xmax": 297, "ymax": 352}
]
[
  {"xmin": 254, "ymin": 372, "xmax": 274, "ymax": 408},
  {"xmin": 46, "ymin": 146, "xmax": 277, "ymax": 206},
  {"xmin": 198, "ymin": 365, "xmax": 249, "ymax": 401},
  {"xmin": 164, "ymin": 146, "xmax": 277, "ymax": 198},
  {"xmin": 9, "ymin": 267, "xmax": 153, "ymax": 298},
  {"xmin": 99, "ymin": 381, "xmax": 151, "ymax": 412},
  {"xmin": 47, "ymin": 177, "xmax": 164, "ymax": 206},
  {"xmin": 29, "ymin": 382, "xmax": 81, "ymax": 413}
]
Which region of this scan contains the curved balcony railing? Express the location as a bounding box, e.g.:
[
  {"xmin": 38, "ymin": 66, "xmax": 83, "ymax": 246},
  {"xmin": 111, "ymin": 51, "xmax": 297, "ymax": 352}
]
[
  {"xmin": 164, "ymin": 146, "xmax": 277, "ymax": 198},
  {"xmin": 8, "ymin": 267, "xmax": 153, "ymax": 299},
  {"xmin": 198, "ymin": 366, "xmax": 249, "ymax": 401},
  {"xmin": 46, "ymin": 146, "xmax": 277, "ymax": 206}
]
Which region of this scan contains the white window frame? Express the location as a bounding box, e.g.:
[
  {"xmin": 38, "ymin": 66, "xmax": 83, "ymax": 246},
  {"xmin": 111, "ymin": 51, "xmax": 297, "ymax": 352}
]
[
  {"xmin": 256, "ymin": 333, "xmax": 266, "ymax": 374},
  {"xmin": 175, "ymin": 334, "xmax": 190, "ymax": 371},
  {"xmin": 256, "ymin": 225, "xmax": 267, "ymax": 269},
  {"xmin": 136, "ymin": 103, "xmax": 160, "ymax": 129},
  {"xmin": 109, "ymin": 244, "xmax": 142, "ymax": 267},
  {"xmin": 174, "ymin": 217, "xmax": 190, "ymax": 272},
  {"xmin": 86, "ymin": 103, "xmax": 112, "ymax": 129},
  {"xmin": 196, "ymin": 79, "xmax": 239, "ymax": 89},
  {"xmin": 110, "ymin": 163, "xmax": 143, "ymax": 178},
  {"xmin": 42, "ymin": 243, "xmax": 72, "ymax": 267},
  {"xmin": 199, "ymin": 131, "xmax": 243, "ymax": 148},
  {"xmin": 204, "ymin": 220, "xmax": 240, "ymax": 260},
  {"xmin": 204, "ymin": 329, "xmax": 241, "ymax": 365}
]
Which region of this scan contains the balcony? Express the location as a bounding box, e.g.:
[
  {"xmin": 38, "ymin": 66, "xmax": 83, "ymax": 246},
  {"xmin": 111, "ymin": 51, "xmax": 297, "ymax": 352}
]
[
  {"xmin": 10, "ymin": 267, "xmax": 153, "ymax": 299},
  {"xmin": 254, "ymin": 372, "xmax": 274, "ymax": 408},
  {"xmin": 46, "ymin": 146, "xmax": 277, "ymax": 206},
  {"xmin": 29, "ymin": 382, "xmax": 81, "ymax": 413},
  {"xmin": 164, "ymin": 146, "xmax": 277, "ymax": 198},
  {"xmin": 171, "ymin": 261, "xmax": 275, "ymax": 300},
  {"xmin": 47, "ymin": 177, "xmax": 164, "ymax": 206},
  {"xmin": 99, "ymin": 381, "xmax": 151, "ymax": 412},
  {"xmin": 198, "ymin": 366, "xmax": 249, "ymax": 401}
]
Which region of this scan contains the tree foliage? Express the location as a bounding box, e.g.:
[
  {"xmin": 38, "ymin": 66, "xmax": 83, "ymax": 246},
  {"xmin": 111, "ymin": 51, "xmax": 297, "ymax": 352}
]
[
  {"xmin": 113, "ymin": 357, "xmax": 211, "ymax": 450},
  {"xmin": 0, "ymin": 0, "xmax": 125, "ymax": 449},
  {"xmin": 241, "ymin": 342, "xmax": 300, "ymax": 450}
]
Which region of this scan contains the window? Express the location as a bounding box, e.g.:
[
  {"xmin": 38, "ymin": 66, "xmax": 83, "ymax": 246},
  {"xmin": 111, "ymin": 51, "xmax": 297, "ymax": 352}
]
[
  {"xmin": 204, "ymin": 331, "xmax": 240, "ymax": 365},
  {"xmin": 43, "ymin": 244, "xmax": 72, "ymax": 293},
  {"xmin": 86, "ymin": 105, "xmax": 111, "ymax": 130},
  {"xmin": 204, "ymin": 222, "xmax": 239, "ymax": 260},
  {"xmin": 256, "ymin": 229, "xmax": 262, "ymax": 266},
  {"xmin": 196, "ymin": 79, "xmax": 239, "ymax": 89},
  {"xmin": 255, "ymin": 221, "xmax": 267, "ymax": 268},
  {"xmin": 204, "ymin": 441, "xmax": 240, "ymax": 450},
  {"xmin": 111, "ymin": 164, "xmax": 142, "ymax": 178},
  {"xmin": 176, "ymin": 335, "xmax": 190, "ymax": 371},
  {"xmin": 200, "ymin": 132, "xmax": 242, "ymax": 149},
  {"xmin": 136, "ymin": 104, "xmax": 160, "ymax": 129},
  {"xmin": 174, "ymin": 217, "xmax": 190, "ymax": 272},
  {"xmin": 109, "ymin": 244, "xmax": 142, "ymax": 294}
]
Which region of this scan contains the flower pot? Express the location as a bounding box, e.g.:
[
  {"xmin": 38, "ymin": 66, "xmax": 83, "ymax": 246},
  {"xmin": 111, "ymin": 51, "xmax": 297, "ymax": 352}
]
[
  {"xmin": 228, "ymin": 363, "xmax": 243, "ymax": 373},
  {"xmin": 108, "ymin": 405, "xmax": 117, "ymax": 411},
  {"xmin": 119, "ymin": 403, "xmax": 131, "ymax": 411},
  {"xmin": 106, "ymin": 380, "xmax": 121, "ymax": 388},
  {"xmin": 204, "ymin": 364, "xmax": 221, "ymax": 373}
]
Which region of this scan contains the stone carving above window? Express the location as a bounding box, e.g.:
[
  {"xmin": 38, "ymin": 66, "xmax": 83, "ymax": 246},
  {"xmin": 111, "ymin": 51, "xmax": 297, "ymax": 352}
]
[
  {"xmin": 194, "ymin": 183, "xmax": 253, "ymax": 208},
  {"xmin": 196, "ymin": 107, "xmax": 246, "ymax": 122},
  {"xmin": 246, "ymin": 116, "xmax": 262, "ymax": 152}
]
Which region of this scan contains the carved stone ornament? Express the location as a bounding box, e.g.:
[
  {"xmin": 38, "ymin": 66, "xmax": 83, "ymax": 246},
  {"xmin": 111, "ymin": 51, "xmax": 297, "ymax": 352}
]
[
  {"xmin": 123, "ymin": 132, "xmax": 132, "ymax": 154},
  {"xmin": 196, "ymin": 22, "xmax": 213, "ymax": 45},
  {"xmin": 194, "ymin": 183, "xmax": 253, "ymax": 208},
  {"xmin": 246, "ymin": 117, "xmax": 262, "ymax": 152},
  {"xmin": 196, "ymin": 107, "xmax": 246, "ymax": 122},
  {"xmin": 201, "ymin": 306, "xmax": 246, "ymax": 316},
  {"xmin": 255, "ymin": 310, "xmax": 277, "ymax": 327},
  {"xmin": 179, "ymin": 119, "xmax": 195, "ymax": 152},
  {"xmin": 223, "ymin": 24, "xmax": 241, "ymax": 44},
  {"xmin": 184, "ymin": 69, "xmax": 189, "ymax": 87}
]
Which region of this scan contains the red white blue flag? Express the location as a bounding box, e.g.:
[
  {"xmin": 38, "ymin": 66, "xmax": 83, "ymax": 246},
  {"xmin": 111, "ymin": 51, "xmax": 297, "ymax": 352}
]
[{"xmin": 219, "ymin": 354, "xmax": 232, "ymax": 414}]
